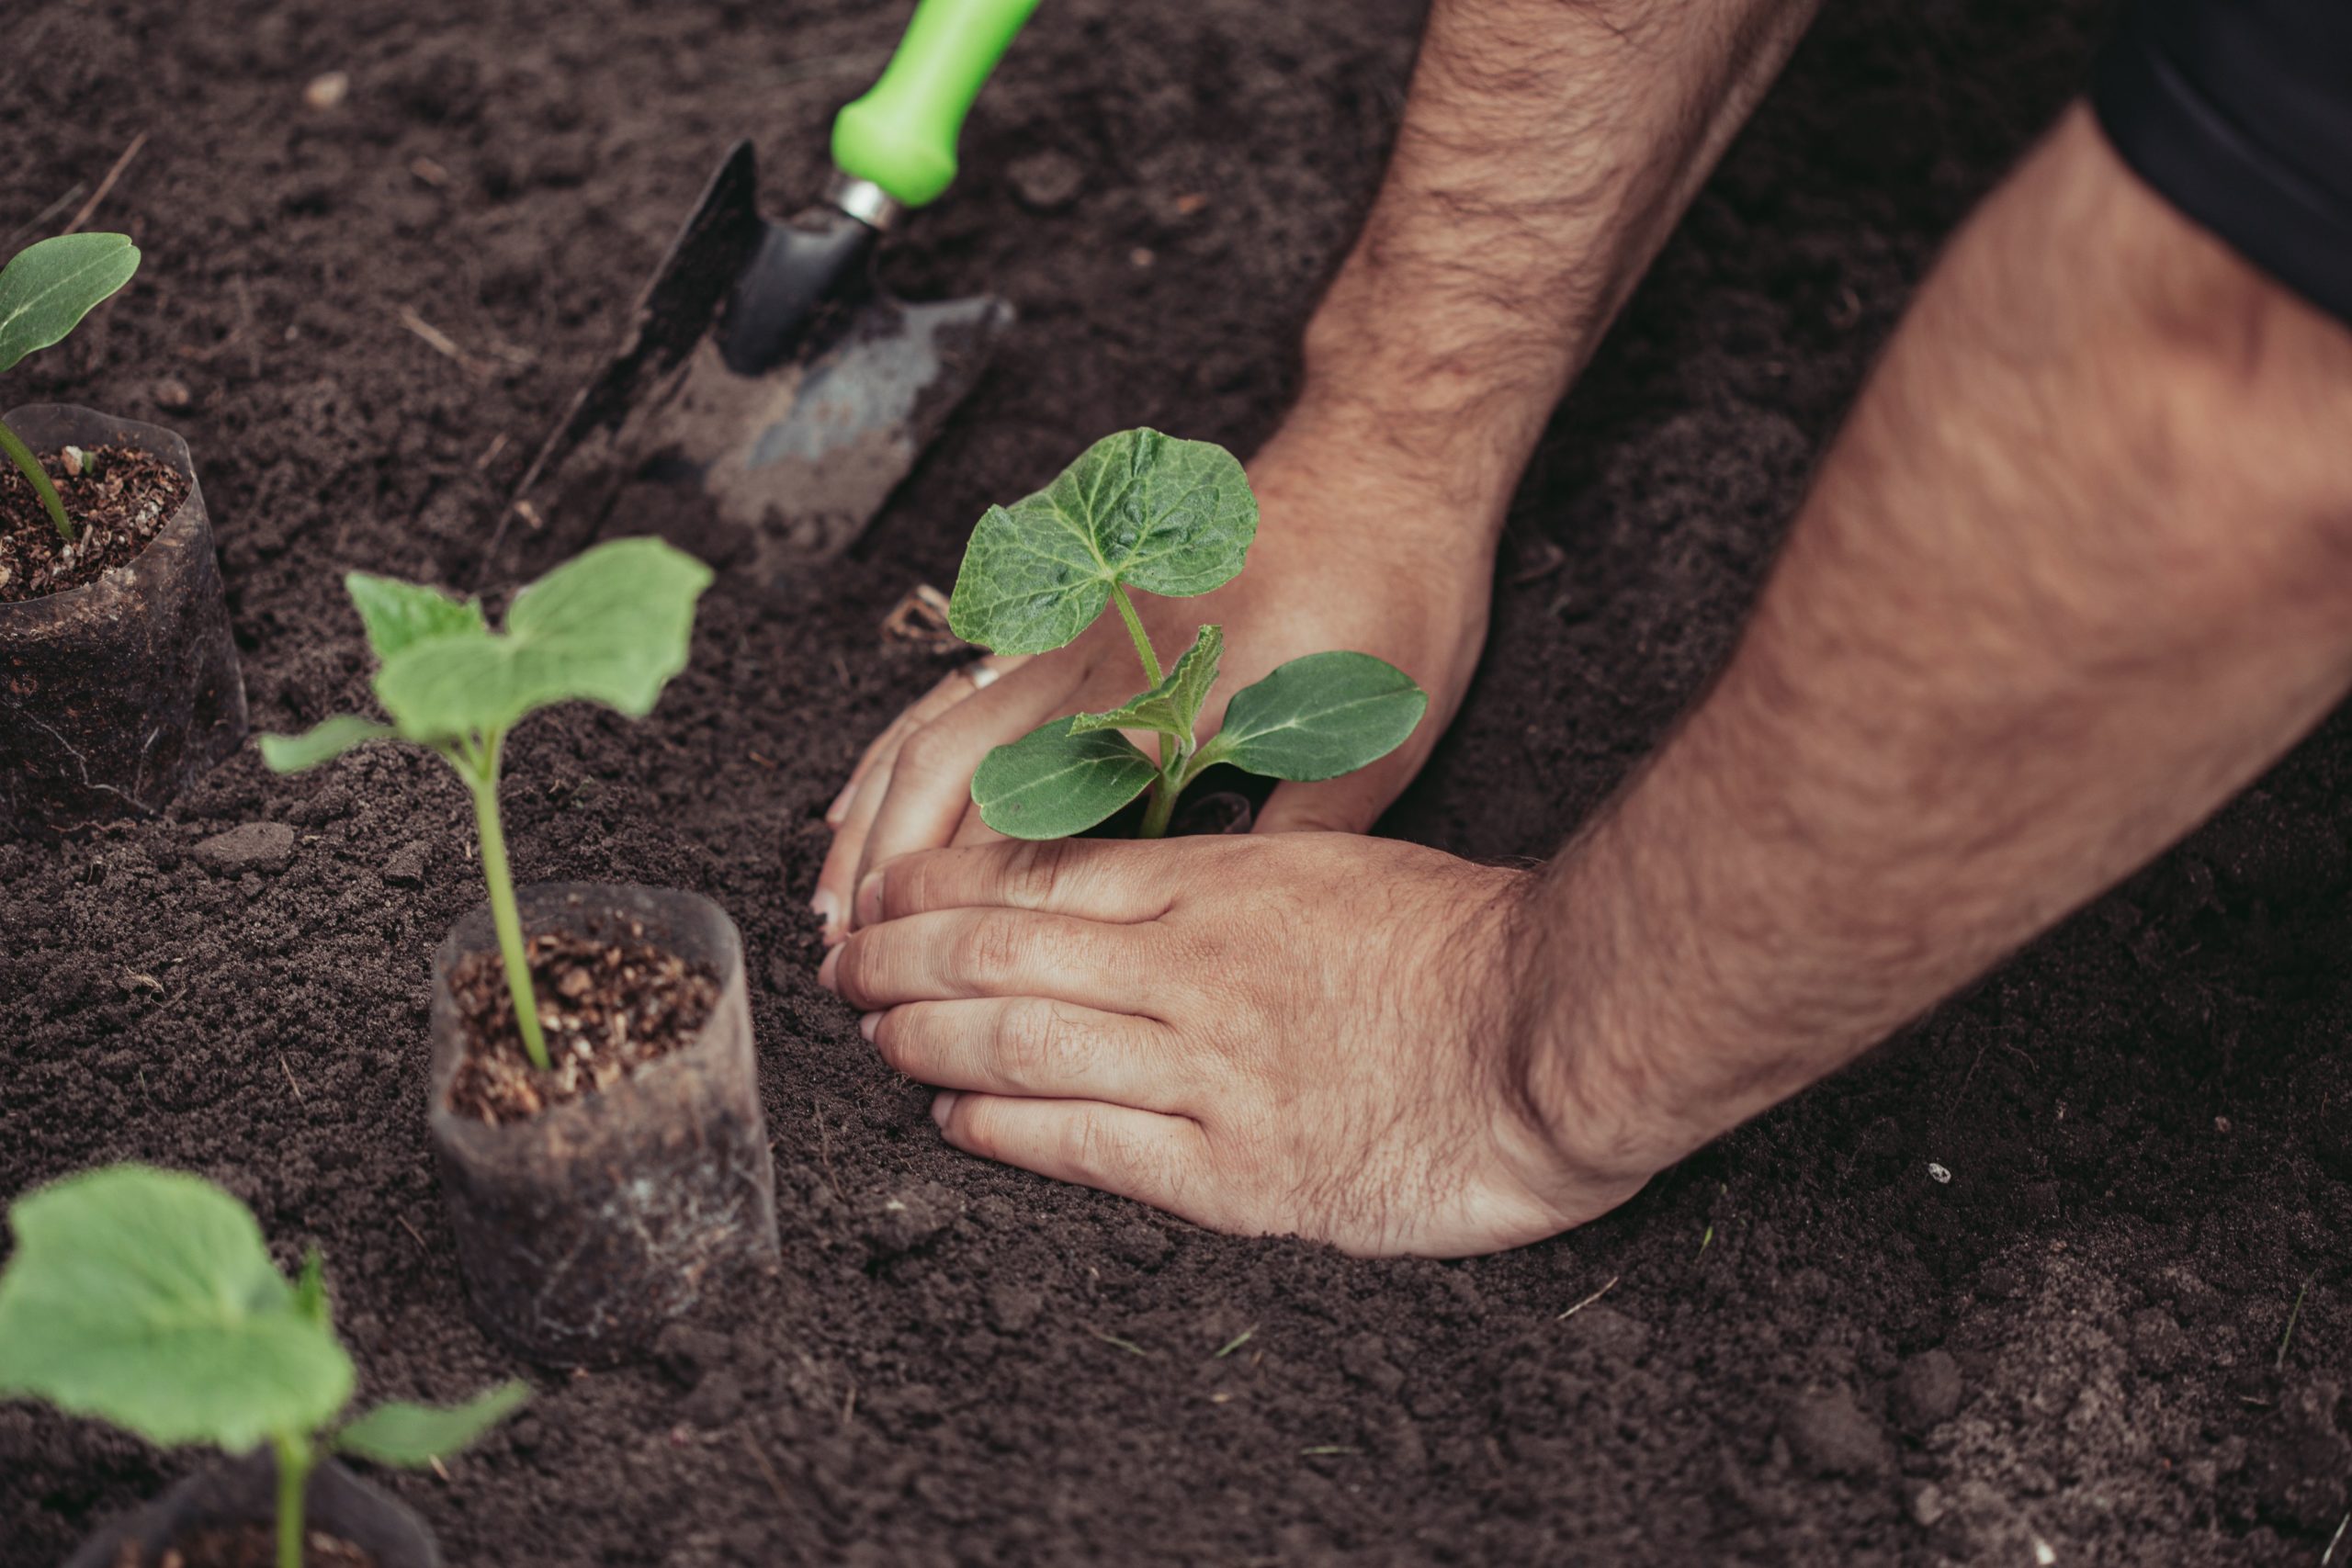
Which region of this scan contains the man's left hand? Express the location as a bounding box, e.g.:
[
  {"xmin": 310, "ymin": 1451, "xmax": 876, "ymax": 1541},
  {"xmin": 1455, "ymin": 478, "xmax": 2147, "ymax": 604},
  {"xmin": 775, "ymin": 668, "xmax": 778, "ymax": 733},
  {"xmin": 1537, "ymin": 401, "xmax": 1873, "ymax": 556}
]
[{"xmin": 818, "ymin": 834, "xmax": 1647, "ymax": 1257}]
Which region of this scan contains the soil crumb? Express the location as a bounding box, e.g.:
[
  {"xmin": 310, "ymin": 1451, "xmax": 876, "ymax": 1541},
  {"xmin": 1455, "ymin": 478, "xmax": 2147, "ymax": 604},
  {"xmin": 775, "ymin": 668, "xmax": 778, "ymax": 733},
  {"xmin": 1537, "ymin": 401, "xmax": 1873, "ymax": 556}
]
[
  {"xmin": 447, "ymin": 923, "xmax": 719, "ymax": 1124},
  {"xmin": 0, "ymin": 444, "xmax": 189, "ymax": 603},
  {"xmin": 116, "ymin": 1526, "xmax": 373, "ymax": 1567}
]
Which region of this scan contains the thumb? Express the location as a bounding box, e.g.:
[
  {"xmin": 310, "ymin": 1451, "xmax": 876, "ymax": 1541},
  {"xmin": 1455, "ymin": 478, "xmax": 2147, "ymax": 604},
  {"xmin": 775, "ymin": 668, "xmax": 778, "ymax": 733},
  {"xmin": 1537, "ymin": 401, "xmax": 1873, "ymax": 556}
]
[{"xmin": 1252, "ymin": 775, "xmax": 1388, "ymax": 835}]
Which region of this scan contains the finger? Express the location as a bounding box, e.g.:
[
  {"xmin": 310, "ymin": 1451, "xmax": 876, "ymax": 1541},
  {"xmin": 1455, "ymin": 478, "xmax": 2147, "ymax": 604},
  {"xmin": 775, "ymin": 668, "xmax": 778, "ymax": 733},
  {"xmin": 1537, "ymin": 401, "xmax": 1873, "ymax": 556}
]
[
  {"xmin": 860, "ymin": 838, "xmax": 1194, "ymax": 928},
  {"xmin": 849, "ymin": 660, "xmax": 1089, "ymax": 919},
  {"xmin": 814, "ymin": 663, "xmax": 1005, "ymax": 939},
  {"xmin": 865, "ymin": 998, "xmax": 1187, "ymax": 1111},
  {"xmin": 826, "ymin": 708, "xmax": 909, "ymax": 829},
  {"xmin": 816, "ymin": 750, "xmax": 899, "ymax": 942},
  {"xmin": 825, "ymin": 667, "xmax": 978, "ymax": 828},
  {"xmin": 930, "ymin": 1090, "xmax": 1217, "ymax": 1224},
  {"xmin": 821, "ymin": 907, "xmax": 1151, "ymax": 1013},
  {"xmin": 949, "ymin": 803, "xmax": 1006, "ymax": 849},
  {"xmin": 1251, "ymin": 767, "xmax": 1405, "ymax": 835}
]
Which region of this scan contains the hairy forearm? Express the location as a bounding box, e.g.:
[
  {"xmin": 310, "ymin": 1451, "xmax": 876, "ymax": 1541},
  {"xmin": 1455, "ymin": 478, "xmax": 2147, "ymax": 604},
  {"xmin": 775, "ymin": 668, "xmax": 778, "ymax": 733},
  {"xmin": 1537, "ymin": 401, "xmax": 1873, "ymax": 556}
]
[
  {"xmin": 1521, "ymin": 107, "xmax": 2352, "ymax": 1179},
  {"xmin": 1294, "ymin": 0, "xmax": 1820, "ymax": 519}
]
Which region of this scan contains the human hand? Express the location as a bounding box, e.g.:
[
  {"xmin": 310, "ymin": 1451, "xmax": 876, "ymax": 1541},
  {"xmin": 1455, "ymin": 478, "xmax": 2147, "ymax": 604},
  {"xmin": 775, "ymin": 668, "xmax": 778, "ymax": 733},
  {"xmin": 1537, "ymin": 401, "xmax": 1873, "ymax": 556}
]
[
  {"xmin": 810, "ymin": 417, "xmax": 1501, "ymax": 942},
  {"xmin": 817, "ymin": 833, "xmax": 1653, "ymax": 1257}
]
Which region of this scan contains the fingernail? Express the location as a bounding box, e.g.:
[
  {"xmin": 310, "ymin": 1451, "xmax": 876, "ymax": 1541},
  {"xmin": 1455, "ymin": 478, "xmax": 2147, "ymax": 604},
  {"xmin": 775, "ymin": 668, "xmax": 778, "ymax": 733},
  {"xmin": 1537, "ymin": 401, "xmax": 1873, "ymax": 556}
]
[
  {"xmin": 931, "ymin": 1089, "xmax": 958, "ymax": 1129},
  {"xmin": 810, "ymin": 888, "xmax": 840, "ymax": 938},
  {"xmin": 854, "ymin": 869, "xmax": 886, "ymax": 928},
  {"xmin": 825, "ymin": 778, "xmax": 859, "ymax": 827},
  {"xmin": 817, "ymin": 946, "xmax": 840, "ymax": 992},
  {"xmin": 858, "ymin": 1010, "xmax": 880, "ymax": 1042}
]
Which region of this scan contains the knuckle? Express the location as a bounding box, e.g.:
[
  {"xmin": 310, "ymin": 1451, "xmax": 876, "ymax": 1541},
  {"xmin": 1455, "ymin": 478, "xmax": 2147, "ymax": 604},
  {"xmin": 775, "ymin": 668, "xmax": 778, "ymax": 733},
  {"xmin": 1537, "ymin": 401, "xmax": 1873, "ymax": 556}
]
[
  {"xmin": 1000, "ymin": 997, "xmax": 1093, "ymax": 1084},
  {"xmin": 1059, "ymin": 1109, "xmax": 1128, "ymax": 1186},
  {"xmin": 956, "ymin": 916, "xmax": 1029, "ymax": 981},
  {"xmin": 1006, "ymin": 839, "xmax": 1074, "ymax": 908},
  {"xmin": 892, "ymin": 724, "xmax": 952, "ymax": 783}
]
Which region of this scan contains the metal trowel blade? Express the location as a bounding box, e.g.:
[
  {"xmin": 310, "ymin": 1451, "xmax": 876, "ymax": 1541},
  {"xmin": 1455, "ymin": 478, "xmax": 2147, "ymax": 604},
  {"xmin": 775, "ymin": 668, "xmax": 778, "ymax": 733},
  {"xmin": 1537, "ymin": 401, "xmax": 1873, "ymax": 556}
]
[
  {"xmin": 503, "ymin": 141, "xmax": 1012, "ymax": 582},
  {"xmin": 621, "ymin": 288, "xmax": 1012, "ymax": 579}
]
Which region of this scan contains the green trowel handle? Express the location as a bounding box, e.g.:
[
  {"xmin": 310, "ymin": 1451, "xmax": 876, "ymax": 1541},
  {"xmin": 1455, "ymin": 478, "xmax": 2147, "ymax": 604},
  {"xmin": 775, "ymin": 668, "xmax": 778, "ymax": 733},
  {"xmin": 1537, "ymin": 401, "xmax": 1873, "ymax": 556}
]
[{"xmin": 832, "ymin": 0, "xmax": 1041, "ymax": 209}]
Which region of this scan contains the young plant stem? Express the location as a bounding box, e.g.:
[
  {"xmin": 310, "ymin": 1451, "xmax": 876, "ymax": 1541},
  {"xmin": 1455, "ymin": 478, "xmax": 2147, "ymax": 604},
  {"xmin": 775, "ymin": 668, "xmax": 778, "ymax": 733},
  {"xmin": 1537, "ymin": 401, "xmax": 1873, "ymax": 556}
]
[
  {"xmin": 1137, "ymin": 731, "xmax": 1231, "ymax": 839},
  {"xmin": 458, "ymin": 733, "xmax": 550, "ymax": 1073},
  {"xmin": 0, "ymin": 417, "xmax": 73, "ymax": 543},
  {"xmin": 1110, "ymin": 585, "xmax": 1163, "ymax": 687},
  {"xmin": 1104, "ymin": 586, "xmax": 1190, "ymax": 835},
  {"xmin": 1138, "ymin": 743, "xmax": 1188, "ymax": 839},
  {"xmin": 271, "ymin": 1431, "xmax": 313, "ymax": 1568}
]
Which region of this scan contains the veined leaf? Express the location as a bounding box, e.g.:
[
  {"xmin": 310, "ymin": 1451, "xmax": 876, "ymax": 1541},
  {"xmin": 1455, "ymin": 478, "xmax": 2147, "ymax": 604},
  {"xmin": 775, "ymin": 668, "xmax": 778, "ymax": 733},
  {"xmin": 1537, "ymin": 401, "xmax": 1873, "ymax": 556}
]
[
  {"xmin": 1198, "ymin": 652, "xmax": 1427, "ymax": 783},
  {"xmin": 258, "ymin": 715, "xmax": 396, "ymax": 773},
  {"xmin": 0, "ymin": 1166, "xmax": 354, "ymax": 1453},
  {"xmin": 345, "ymin": 573, "xmax": 487, "ymax": 662},
  {"xmin": 335, "ymin": 1381, "xmax": 530, "ymax": 1468},
  {"xmin": 372, "ymin": 537, "xmax": 713, "ymax": 742},
  {"xmin": 947, "ymin": 429, "xmax": 1256, "ymax": 655},
  {"xmin": 973, "ymin": 718, "xmax": 1159, "ymax": 839},
  {"xmin": 1069, "ymin": 624, "xmax": 1223, "ymax": 744},
  {"xmin": 0, "ymin": 234, "xmax": 141, "ymax": 374}
]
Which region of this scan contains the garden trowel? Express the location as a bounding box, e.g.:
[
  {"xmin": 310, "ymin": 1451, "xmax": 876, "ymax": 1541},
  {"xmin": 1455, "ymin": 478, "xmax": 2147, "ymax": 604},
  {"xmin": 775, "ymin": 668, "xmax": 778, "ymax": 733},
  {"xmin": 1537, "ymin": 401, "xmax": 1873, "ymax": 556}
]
[{"xmin": 501, "ymin": 0, "xmax": 1039, "ymax": 583}]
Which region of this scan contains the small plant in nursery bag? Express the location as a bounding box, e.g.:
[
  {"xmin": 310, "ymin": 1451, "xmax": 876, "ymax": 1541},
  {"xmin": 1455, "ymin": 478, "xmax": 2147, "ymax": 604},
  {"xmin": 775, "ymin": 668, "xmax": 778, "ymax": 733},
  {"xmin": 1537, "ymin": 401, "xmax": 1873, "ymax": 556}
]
[
  {"xmin": 258, "ymin": 536, "xmax": 712, "ymax": 1075},
  {"xmin": 0, "ymin": 232, "xmax": 141, "ymax": 542},
  {"xmin": 0, "ymin": 1166, "xmax": 526, "ymax": 1568},
  {"xmin": 948, "ymin": 428, "xmax": 1428, "ymax": 838}
]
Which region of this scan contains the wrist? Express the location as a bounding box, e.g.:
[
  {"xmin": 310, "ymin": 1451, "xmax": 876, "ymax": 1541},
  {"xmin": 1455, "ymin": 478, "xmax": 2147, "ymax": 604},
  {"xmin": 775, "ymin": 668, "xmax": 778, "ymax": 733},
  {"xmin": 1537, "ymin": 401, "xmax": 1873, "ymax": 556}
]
[
  {"xmin": 1247, "ymin": 398, "xmax": 1513, "ymax": 575},
  {"xmin": 1286, "ymin": 278, "xmax": 1571, "ymax": 527},
  {"xmin": 1504, "ymin": 817, "xmax": 1754, "ymax": 1190},
  {"xmin": 1477, "ymin": 853, "xmax": 1660, "ymax": 1191}
]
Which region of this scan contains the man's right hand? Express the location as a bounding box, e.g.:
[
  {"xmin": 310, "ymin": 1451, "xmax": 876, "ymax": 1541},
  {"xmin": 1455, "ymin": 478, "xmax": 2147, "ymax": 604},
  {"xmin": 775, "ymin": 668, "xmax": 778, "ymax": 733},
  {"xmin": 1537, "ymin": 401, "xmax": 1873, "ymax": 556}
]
[
  {"xmin": 811, "ymin": 0, "xmax": 1834, "ymax": 943},
  {"xmin": 811, "ymin": 408, "xmax": 1503, "ymax": 942}
]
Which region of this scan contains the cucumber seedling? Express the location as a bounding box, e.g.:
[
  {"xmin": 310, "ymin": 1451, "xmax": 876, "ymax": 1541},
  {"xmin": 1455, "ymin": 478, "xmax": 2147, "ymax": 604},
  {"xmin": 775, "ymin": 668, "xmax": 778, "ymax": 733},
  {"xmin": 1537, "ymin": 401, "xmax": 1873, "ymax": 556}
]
[
  {"xmin": 0, "ymin": 1165, "xmax": 527, "ymax": 1568},
  {"xmin": 0, "ymin": 232, "xmax": 141, "ymax": 542},
  {"xmin": 947, "ymin": 428, "xmax": 1428, "ymax": 838},
  {"xmin": 259, "ymin": 537, "xmax": 712, "ymax": 1073}
]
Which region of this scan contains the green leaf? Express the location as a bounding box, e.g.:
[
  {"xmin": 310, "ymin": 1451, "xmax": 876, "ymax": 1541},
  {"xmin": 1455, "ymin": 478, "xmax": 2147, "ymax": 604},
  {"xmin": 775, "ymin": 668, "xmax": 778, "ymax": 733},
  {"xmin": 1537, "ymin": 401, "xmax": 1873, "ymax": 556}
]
[
  {"xmin": 0, "ymin": 234, "xmax": 141, "ymax": 375},
  {"xmin": 947, "ymin": 429, "xmax": 1256, "ymax": 655},
  {"xmin": 345, "ymin": 572, "xmax": 488, "ymax": 662},
  {"xmin": 335, "ymin": 1381, "xmax": 530, "ymax": 1468},
  {"xmin": 372, "ymin": 536, "xmax": 713, "ymax": 742},
  {"xmin": 1069, "ymin": 624, "xmax": 1223, "ymax": 743},
  {"xmin": 972, "ymin": 718, "xmax": 1159, "ymax": 839},
  {"xmin": 0, "ymin": 1166, "xmax": 354, "ymax": 1453},
  {"xmin": 1199, "ymin": 652, "xmax": 1428, "ymax": 782},
  {"xmin": 257, "ymin": 715, "xmax": 397, "ymax": 773}
]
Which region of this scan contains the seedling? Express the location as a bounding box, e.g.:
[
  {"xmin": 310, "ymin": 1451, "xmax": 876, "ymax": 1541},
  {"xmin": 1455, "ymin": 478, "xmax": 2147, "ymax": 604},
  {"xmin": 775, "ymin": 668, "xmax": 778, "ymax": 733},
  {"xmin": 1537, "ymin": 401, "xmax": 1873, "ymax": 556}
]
[
  {"xmin": 0, "ymin": 1165, "xmax": 526, "ymax": 1568},
  {"xmin": 0, "ymin": 232, "xmax": 141, "ymax": 542},
  {"xmin": 258, "ymin": 537, "xmax": 712, "ymax": 1074},
  {"xmin": 948, "ymin": 428, "xmax": 1428, "ymax": 838}
]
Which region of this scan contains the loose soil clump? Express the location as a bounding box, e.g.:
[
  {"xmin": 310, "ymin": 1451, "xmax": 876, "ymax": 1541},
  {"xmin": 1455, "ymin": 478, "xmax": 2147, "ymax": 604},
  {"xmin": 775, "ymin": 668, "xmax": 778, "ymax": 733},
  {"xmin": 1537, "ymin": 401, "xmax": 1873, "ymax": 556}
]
[
  {"xmin": 446, "ymin": 925, "xmax": 719, "ymax": 1123},
  {"xmin": 0, "ymin": 444, "xmax": 188, "ymax": 602}
]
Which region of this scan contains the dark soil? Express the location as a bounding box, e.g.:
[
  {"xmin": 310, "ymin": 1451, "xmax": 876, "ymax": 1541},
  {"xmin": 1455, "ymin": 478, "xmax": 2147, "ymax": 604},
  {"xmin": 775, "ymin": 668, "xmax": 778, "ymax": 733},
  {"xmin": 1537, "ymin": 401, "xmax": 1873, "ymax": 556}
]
[
  {"xmin": 0, "ymin": 446, "xmax": 188, "ymax": 603},
  {"xmin": 446, "ymin": 926, "xmax": 719, "ymax": 1124},
  {"xmin": 4, "ymin": 0, "xmax": 2346, "ymax": 1565},
  {"xmin": 115, "ymin": 1525, "xmax": 372, "ymax": 1568}
]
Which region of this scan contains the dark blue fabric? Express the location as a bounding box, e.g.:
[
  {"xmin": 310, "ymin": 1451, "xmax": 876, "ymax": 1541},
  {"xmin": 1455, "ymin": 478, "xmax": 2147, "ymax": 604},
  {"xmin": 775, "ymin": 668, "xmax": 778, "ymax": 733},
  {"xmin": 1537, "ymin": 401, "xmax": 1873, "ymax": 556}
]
[{"xmin": 2093, "ymin": 0, "xmax": 2352, "ymax": 325}]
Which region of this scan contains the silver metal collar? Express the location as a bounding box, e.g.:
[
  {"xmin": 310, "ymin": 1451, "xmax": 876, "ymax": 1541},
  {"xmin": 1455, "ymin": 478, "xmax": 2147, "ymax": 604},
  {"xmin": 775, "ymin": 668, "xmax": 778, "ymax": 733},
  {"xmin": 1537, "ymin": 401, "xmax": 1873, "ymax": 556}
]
[{"xmin": 827, "ymin": 174, "xmax": 904, "ymax": 232}]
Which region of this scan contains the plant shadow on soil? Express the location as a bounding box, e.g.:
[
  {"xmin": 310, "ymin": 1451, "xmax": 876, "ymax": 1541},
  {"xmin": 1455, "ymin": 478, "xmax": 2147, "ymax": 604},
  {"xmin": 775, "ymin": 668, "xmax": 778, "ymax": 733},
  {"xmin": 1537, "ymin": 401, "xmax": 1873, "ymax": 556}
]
[{"xmin": 5, "ymin": 0, "xmax": 2350, "ymax": 1563}]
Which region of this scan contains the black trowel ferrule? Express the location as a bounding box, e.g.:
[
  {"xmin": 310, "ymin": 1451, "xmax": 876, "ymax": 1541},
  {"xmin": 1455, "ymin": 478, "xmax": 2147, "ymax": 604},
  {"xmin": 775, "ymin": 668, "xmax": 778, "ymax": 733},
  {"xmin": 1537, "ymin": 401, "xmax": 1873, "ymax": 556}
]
[{"xmin": 716, "ymin": 205, "xmax": 879, "ymax": 376}]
